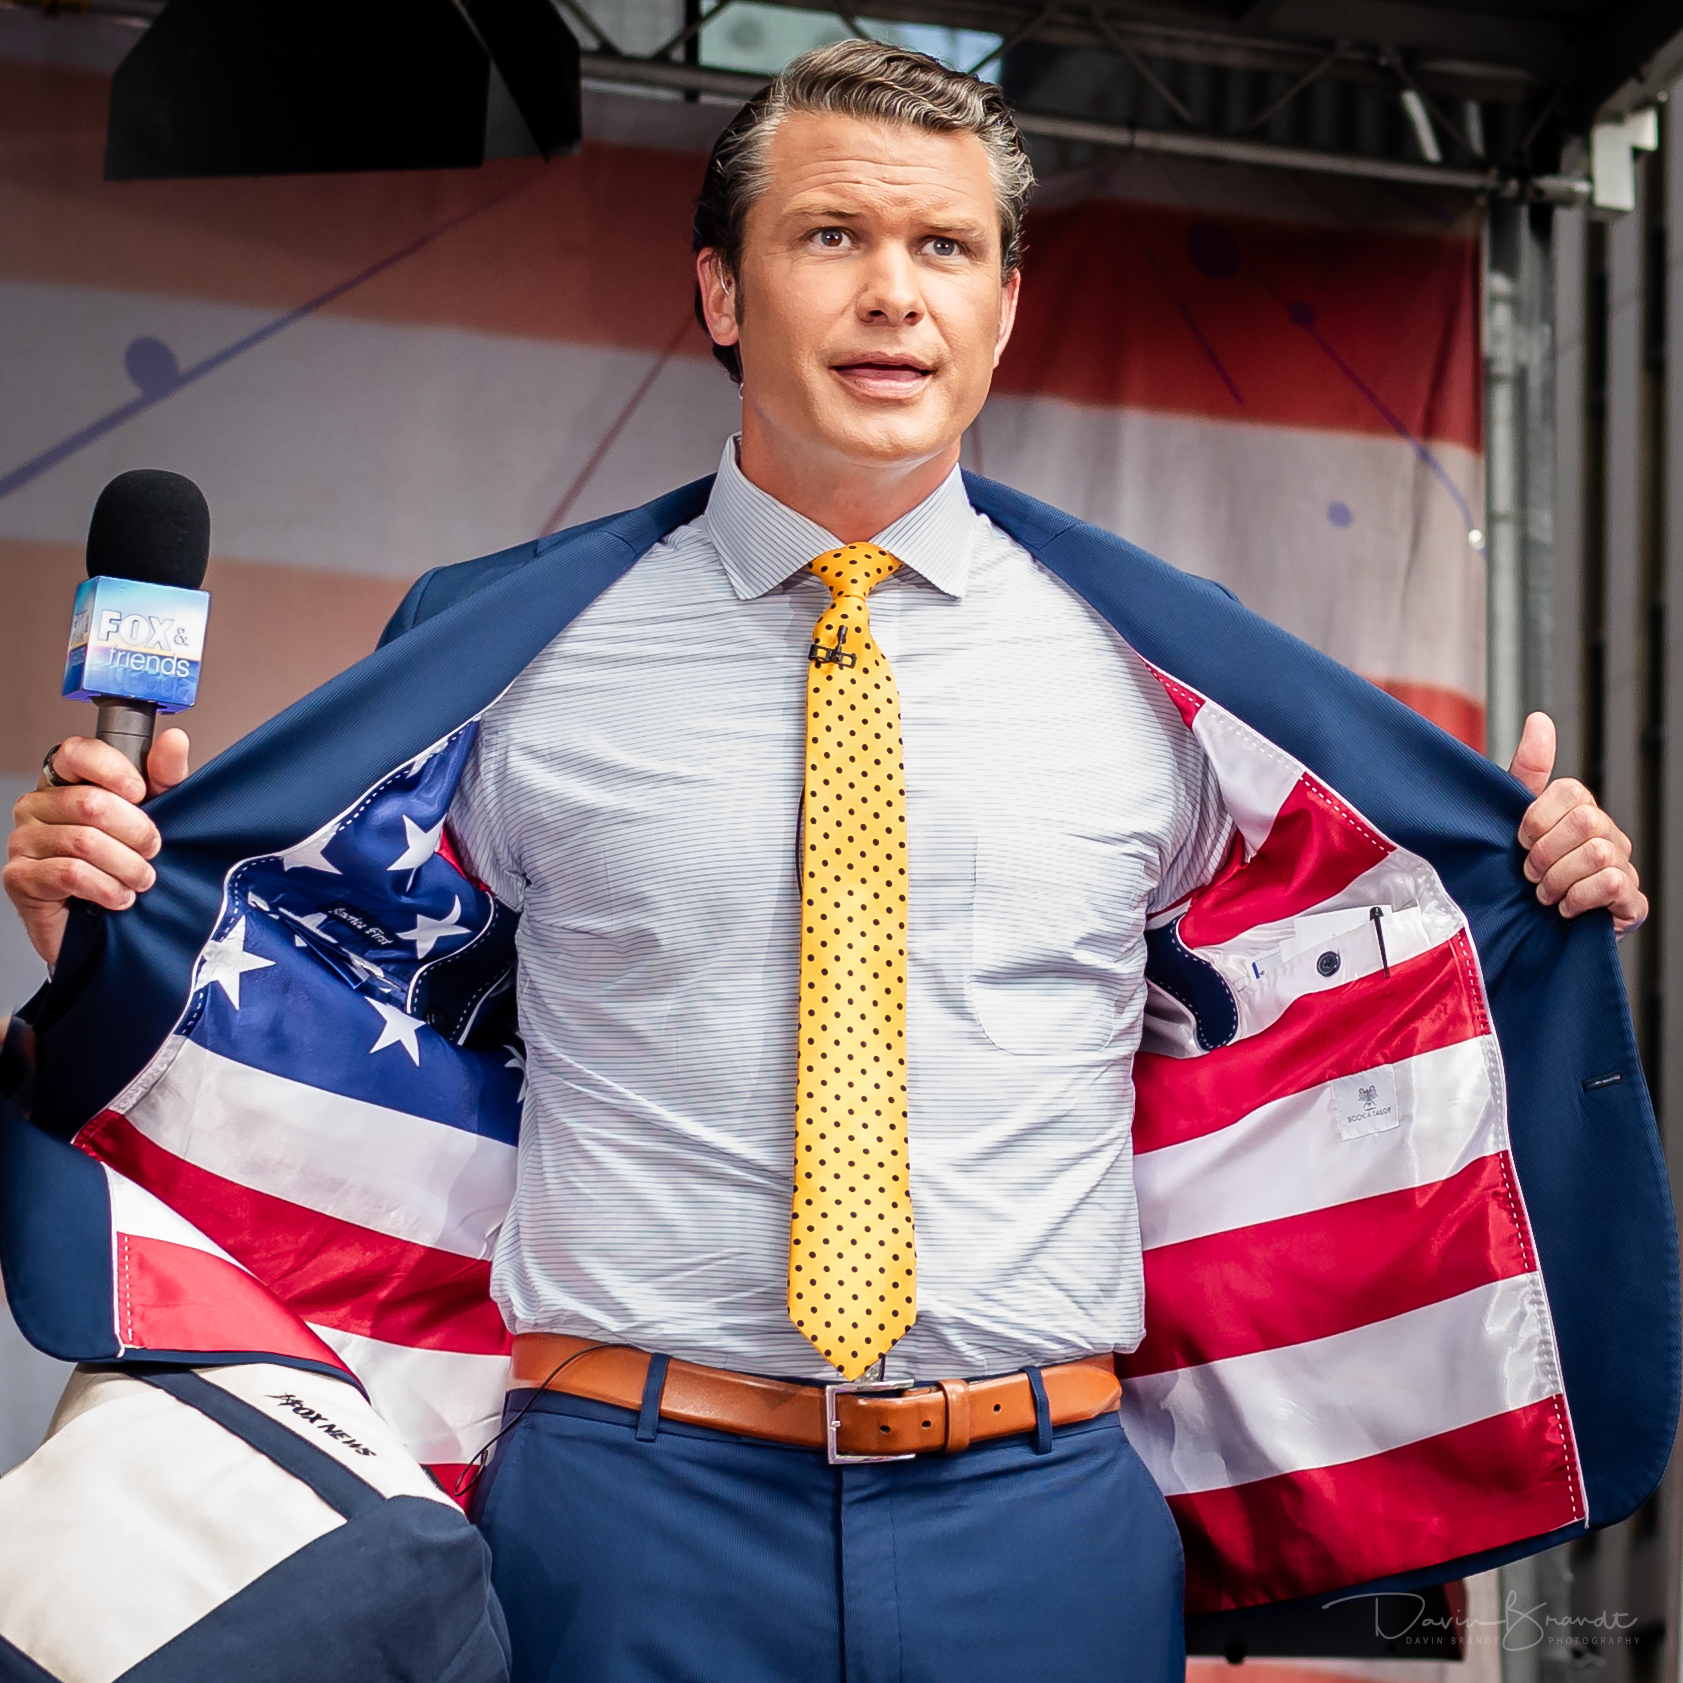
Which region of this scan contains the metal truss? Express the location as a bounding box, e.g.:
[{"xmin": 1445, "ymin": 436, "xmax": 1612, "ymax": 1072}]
[
  {"xmin": 554, "ymin": 0, "xmax": 1552, "ymax": 102},
  {"xmin": 576, "ymin": 48, "xmax": 1589, "ymax": 202}
]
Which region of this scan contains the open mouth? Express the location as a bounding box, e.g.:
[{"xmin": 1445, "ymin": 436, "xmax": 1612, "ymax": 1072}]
[{"xmin": 830, "ymin": 356, "xmax": 934, "ymax": 393}]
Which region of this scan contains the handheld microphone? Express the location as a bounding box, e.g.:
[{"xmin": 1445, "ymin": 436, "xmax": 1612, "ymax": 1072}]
[{"xmin": 63, "ymin": 470, "xmax": 212, "ymax": 778}]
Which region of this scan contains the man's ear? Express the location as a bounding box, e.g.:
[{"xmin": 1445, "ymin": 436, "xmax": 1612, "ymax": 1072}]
[
  {"xmin": 697, "ymin": 249, "xmax": 741, "ymax": 348},
  {"xmin": 993, "ymin": 267, "xmax": 1022, "ymax": 368}
]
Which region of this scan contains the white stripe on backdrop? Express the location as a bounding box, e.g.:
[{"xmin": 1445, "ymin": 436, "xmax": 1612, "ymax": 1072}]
[
  {"xmin": 0, "ymin": 277, "xmax": 1481, "ymax": 705},
  {"xmin": 0, "ymin": 279, "xmax": 742, "ymax": 571},
  {"xmin": 972, "ymin": 398, "xmax": 1483, "ymax": 702}
]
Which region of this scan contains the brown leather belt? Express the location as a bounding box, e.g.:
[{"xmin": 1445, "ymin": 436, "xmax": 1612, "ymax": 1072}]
[{"xmin": 511, "ymin": 1333, "xmax": 1121, "ymax": 1463}]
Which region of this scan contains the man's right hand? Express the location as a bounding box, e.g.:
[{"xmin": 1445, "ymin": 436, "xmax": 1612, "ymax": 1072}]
[{"xmin": 4, "ymin": 731, "xmax": 191, "ymax": 969}]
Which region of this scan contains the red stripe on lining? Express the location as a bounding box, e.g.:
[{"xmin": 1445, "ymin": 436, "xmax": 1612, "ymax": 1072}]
[
  {"xmin": 85, "ymin": 1112, "xmax": 511, "ymax": 1357},
  {"xmin": 1123, "ymin": 1153, "xmax": 1532, "ymax": 1376},
  {"xmin": 1171, "ymin": 1400, "xmax": 1580, "ymax": 1614},
  {"xmin": 1134, "ymin": 934, "xmax": 1486, "ymax": 1154},
  {"xmin": 1179, "ymin": 778, "xmax": 1393, "ymax": 948},
  {"xmin": 115, "ymin": 1233, "xmax": 342, "ymax": 1366},
  {"xmin": 437, "ymin": 823, "xmax": 490, "ymax": 893}
]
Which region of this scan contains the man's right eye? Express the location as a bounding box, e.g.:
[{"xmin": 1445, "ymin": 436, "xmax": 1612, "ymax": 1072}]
[{"xmin": 813, "ymin": 229, "xmax": 849, "ymax": 249}]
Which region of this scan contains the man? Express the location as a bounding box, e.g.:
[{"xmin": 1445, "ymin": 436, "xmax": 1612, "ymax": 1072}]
[{"xmin": 3, "ymin": 40, "xmax": 1663, "ymax": 1683}]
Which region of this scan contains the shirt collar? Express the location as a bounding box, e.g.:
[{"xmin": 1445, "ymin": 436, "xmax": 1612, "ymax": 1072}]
[{"xmin": 704, "ymin": 436, "xmax": 976, "ymax": 602}]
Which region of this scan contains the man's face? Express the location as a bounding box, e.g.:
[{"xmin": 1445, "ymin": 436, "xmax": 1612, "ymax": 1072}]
[{"xmin": 700, "ymin": 112, "xmax": 1020, "ymax": 476}]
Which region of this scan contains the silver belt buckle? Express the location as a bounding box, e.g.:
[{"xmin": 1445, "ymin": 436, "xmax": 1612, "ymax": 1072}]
[{"xmin": 824, "ymin": 1377, "xmax": 919, "ymax": 1466}]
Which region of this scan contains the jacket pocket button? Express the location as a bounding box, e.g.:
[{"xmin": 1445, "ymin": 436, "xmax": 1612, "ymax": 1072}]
[{"xmin": 1316, "ymin": 951, "xmax": 1341, "ymax": 978}]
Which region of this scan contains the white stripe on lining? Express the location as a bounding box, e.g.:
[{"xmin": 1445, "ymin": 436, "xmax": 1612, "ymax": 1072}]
[
  {"xmin": 1227, "ymin": 907, "xmax": 1437, "ymax": 1042},
  {"xmin": 1122, "ymin": 1273, "xmax": 1559, "ymax": 1496},
  {"xmin": 308, "ymin": 1324, "xmax": 510, "ymax": 1466},
  {"xmin": 1192, "ymin": 861, "xmax": 1464, "ymax": 1004},
  {"xmin": 1134, "ymin": 1036, "xmax": 1498, "ymax": 1250},
  {"xmin": 124, "ymin": 1038, "xmax": 516, "ymax": 1260},
  {"xmin": 1190, "ymin": 704, "xmax": 1306, "ymax": 854}
]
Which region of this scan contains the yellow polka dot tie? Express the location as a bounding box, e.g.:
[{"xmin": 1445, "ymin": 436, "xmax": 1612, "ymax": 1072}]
[{"xmin": 789, "ymin": 542, "xmax": 916, "ymax": 1380}]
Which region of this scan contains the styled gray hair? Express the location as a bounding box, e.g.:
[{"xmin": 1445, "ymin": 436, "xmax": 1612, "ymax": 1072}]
[{"xmin": 692, "ymin": 38, "xmax": 1035, "ymax": 380}]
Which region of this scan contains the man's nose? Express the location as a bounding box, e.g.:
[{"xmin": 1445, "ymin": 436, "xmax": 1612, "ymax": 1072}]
[{"xmin": 857, "ymin": 244, "xmax": 924, "ymax": 323}]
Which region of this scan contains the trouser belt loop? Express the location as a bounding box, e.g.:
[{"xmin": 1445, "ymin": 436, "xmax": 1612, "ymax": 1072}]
[
  {"xmin": 635, "ymin": 1353, "xmax": 671, "ymax": 1443},
  {"xmin": 1023, "ymin": 1366, "xmax": 1053, "ymax": 1456},
  {"xmin": 937, "ymin": 1378, "xmax": 971, "ymax": 1454}
]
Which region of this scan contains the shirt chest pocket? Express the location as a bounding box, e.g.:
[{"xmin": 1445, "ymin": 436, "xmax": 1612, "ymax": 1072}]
[{"xmin": 969, "ymin": 828, "xmax": 1145, "ymax": 1057}]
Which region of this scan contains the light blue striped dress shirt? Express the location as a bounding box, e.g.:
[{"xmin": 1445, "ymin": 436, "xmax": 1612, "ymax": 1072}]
[{"xmin": 449, "ymin": 440, "xmax": 1231, "ymax": 1381}]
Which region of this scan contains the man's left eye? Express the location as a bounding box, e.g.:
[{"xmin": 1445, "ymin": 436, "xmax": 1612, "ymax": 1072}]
[{"xmin": 927, "ymin": 238, "xmax": 960, "ymax": 257}]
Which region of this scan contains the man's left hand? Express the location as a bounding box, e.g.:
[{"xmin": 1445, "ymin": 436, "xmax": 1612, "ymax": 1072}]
[{"xmin": 1510, "ymin": 711, "xmax": 1647, "ymax": 936}]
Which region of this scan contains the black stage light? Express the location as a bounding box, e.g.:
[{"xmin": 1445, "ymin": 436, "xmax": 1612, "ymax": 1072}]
[
  {"xmin": 465, "ymin": 0, "xmax": 582, "ymax": 160},
  {"xmin": 105, "ymin": 0, "xmax": 500, "ymax": 180}
]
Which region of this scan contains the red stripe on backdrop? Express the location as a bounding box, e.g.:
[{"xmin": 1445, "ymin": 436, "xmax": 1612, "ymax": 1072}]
[
  {"xmin": 1178, "ymin": 777, "xmax": 1393, "ymax": 948},
  {"xmin": 85, "ymin": 1113, "xmax": 511, "ymax": 1357},
  {"xmin": 1123, "ymin": 1152, "xmax": 1535, "ymax": 1377},
  {"xmin": 0, "ymin": 61, "xmax": 707, "ymax": 358},
  {"xmin": 1133, "ymin": 933, "xmax": 1487, "ymax": 1153},
  {"xmin": 115, "ymin": 1232, "xmax": 341, "ymax": 1366},
  {"xmin": 1171, "ymin": 1399, "xmax": 1582, "ymax": 1613},
  {"xmin": 999, "ymin": 198, "xmax": 1481, "ymax": 448}
]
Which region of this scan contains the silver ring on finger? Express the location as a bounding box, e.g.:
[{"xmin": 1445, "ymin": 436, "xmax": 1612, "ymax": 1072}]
[{"xmin": 41, "ymin": 743, "xmax": 75, "ymax": 788}]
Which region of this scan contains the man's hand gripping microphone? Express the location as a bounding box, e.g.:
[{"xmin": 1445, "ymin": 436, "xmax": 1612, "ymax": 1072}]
[{"xmin": 3, "ymin": 472, "xmax": 209, "ymax": 969}]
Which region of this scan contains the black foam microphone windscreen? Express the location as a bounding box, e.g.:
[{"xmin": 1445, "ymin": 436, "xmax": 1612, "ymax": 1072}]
[
  {"xmin": 85, "ymin": 469, "xmax": 210, "ymax": 589},
  {"xmin": 71, "ymin": 469, "xmax": 213, "ymax": 776}
]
